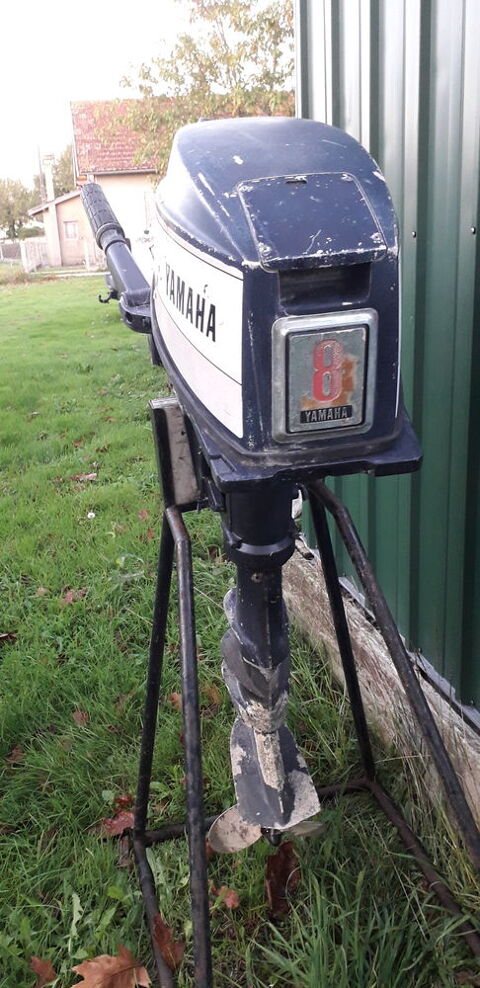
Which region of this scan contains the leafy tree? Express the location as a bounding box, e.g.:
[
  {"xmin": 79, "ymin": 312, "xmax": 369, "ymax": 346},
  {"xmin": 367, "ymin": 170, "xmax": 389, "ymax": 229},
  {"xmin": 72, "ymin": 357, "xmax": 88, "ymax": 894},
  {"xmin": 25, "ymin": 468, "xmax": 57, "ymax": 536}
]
[
  {"xmin": 0, "ymin": 179, "xmax": 35, "ymax": 239},
  {"xmin": 33, "ymin": 145, "xmax": 76, "ymax": 203},
  {"xmin": 123, "ymin": 0, "xmax": 294, "ymax": 174},
  {"xmin": 53, "ymin": 145, "xmax": 75, "ymax": 197}
]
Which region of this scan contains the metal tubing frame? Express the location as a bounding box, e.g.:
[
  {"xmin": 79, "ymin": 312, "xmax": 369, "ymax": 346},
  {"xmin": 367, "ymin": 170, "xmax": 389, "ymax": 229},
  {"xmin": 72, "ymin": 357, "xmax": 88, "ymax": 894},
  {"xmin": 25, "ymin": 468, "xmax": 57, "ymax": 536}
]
[
  {"xmin": 130, "ymin": 423, "xmax": 480, "ymax": 984},
  {"xmin": 306, "ymin": 479, "xmax": 480, "ymax": 956},
  {"xmin": 307, "ymin": 480, "xmax": 480, "ymax": 872},
  {"xmin": 132, "ymin": 506, "xmax": 213, "ymax": 988}
]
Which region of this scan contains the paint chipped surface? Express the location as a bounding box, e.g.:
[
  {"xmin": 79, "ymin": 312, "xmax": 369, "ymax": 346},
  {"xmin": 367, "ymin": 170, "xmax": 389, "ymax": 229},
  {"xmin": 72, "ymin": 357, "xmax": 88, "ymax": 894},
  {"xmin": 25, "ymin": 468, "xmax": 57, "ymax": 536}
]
[
  {"xmin": 255, "ymin": 731, "xmax": 285, "ymax": 789},
  {"xmin": 288, "ymin": 768, "xmax": 321, "ymax": 823},
  {"xmin": 207, "ymin": 804, "xmax": 260, "ymax": 853}
]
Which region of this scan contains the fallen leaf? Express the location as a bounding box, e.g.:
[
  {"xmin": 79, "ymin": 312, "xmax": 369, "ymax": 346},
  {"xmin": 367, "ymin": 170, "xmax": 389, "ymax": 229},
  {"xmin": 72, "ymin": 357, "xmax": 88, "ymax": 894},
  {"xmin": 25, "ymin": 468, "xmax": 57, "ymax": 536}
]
[
  {"xmin": 70, "ymin": 472, "xmax": 97, "ymax": 482},
  {"xmin": 30, "ymin": 956, "xmax": 57, "ymax": 987},
  {"xmin": 152, "ymin": 914, "xmax": 185, "ymax": 972},
  {"xmin": 215, "ymin": 885, "xmax": 240, "ymax": 909},
  {"xmin": 169, "ymin": 692, "xmax": 182, "ymax": 711},
  {"xmin": 72, "ymin": 710, "xmax": 89, "ymax": 726},
  {"xmin": 138, "ymin": 509, "xmax": 149, "ymax": 521},
  {"xmin": 118, "ymin": 835, "xmax": 131, "ymax": 870},
  {"xmin": 152, "ymin": 799, "xmax": 169, "ymax": 816},
  {"xmin": 455, "ymin": 972, "xmax": 480, "ymax": 986},
  {"xmin": 101, "ymin": 810, "xmax": 135, "ymax": 837},
  {"xmin": 35, "ymin": 587, "xmax": 49, "ymax": 597},
  {"xmin": 61, "ymin": 588, "xmax": 87, "ymax": 605},
  {"xmin": 111, "ymin": 523, "xmax": 127, "ymax": 535},
  {"xmin": 201, "ymin": 683, "xmax": 222, "ymax": 714},
  {"xmin": 265, "ymin": 841, "xmax": 300, "ymax": 917},
  {"xmin": 114, "ymin": 689, "xmax": 136, "ymax": 713},
  {"xmin": 72, "ymin": 943, "xmax": 150, "ymax": 987},
  {"xmin": 72, "ymin": 438, "xmax": 84, "ymax": 447},
  {"xmin": 0, "ymin": 632, "xmax": 17, "ymax": 645},
  {"xmin": 205, "ymin": 837, "xmax": 215, "ymax": 861},
  {"xmin": 146, "ymin": 528, "xmax": 155, "ymax": 541},
  {"xmin": 114, "ymin": 793, "xmax": 134, "ymax": 811},
  {"xmin": 6, "ymin": 744, "xmax": 25, "ymax": 764}
]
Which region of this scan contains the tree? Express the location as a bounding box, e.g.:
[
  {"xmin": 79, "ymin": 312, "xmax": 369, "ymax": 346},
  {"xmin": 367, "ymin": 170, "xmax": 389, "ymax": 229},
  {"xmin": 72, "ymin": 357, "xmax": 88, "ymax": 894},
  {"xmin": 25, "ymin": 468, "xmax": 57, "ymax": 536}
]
[
  {"xmin": 33, "ymin": 145, "xmax": 76, "ymax": 203},
  {"xmin": 53, "ymin": 145, "xmax": 75, "ymax": 198},
  {"xmin": 123, "ymin": 0, "xmax": 294, "ymax": 174},
  {"xmin": 0, "ymin": 179, "xmax": 35, "ymax": 239}
]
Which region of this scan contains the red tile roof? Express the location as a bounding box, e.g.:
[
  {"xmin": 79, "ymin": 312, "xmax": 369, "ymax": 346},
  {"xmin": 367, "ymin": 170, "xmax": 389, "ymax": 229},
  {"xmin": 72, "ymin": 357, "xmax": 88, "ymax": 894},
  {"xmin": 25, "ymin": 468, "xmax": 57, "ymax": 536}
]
[{"xmin": 71, "ymin": 100, "xmax": 157, "ymax": 176}]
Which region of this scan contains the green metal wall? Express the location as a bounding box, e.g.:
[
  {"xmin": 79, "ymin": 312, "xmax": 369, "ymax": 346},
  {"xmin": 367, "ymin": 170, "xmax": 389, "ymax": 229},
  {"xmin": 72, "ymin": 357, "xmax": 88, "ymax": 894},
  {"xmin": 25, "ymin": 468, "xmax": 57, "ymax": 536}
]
[{"xmin": 295, "ymin": 0, "xmax": 480, "ymax": 708}]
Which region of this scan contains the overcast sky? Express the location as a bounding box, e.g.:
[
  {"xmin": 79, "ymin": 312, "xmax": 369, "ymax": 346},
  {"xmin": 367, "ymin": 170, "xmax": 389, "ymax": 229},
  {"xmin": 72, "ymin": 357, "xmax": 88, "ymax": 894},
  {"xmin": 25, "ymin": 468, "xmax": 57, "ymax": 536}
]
[{"xmin": 1, "ymin": 0, "xmax": 187, "ymax": 186}]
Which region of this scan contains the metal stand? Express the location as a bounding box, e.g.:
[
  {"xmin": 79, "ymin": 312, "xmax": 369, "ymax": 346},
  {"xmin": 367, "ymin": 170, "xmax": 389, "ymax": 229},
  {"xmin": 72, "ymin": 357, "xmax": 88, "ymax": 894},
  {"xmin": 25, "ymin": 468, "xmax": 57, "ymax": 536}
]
[{"xmin": 132, "ymin": 402, "xmax": 480, "ymax": 987}]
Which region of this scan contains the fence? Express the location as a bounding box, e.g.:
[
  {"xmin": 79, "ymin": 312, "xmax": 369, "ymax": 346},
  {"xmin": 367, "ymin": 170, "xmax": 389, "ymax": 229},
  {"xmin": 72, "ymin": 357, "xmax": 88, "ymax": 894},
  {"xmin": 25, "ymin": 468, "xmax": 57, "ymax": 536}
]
[{"xmin": 20, "ymin": 238, "xmax": 49, "ymax": 273}]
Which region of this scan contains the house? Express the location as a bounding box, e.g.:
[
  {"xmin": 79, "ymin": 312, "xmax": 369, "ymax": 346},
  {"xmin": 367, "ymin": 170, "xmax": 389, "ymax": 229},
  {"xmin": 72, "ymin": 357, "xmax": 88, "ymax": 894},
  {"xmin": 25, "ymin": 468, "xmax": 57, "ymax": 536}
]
[
  {"xmin": 29, "ymin": 184, "xmax": 101, "ymax": 269},
  {"xmin": 29, "ymin": 101, "xmax": 158, "ymax": 273},
  {"xmin": 71, "ymin": 99, "xmax": 159, "ymax": 277}
]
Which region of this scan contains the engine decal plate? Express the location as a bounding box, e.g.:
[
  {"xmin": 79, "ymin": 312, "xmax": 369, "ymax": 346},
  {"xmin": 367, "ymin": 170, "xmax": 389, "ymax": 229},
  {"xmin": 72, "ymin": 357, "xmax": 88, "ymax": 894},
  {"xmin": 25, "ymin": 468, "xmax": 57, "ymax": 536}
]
[
  {"xmin": 288, "ymin": 325, "xmax": 367, "ymax": 433},
  {"xmin": 272, "ymin": 309, "xmax": 378, "ymax": 443}
]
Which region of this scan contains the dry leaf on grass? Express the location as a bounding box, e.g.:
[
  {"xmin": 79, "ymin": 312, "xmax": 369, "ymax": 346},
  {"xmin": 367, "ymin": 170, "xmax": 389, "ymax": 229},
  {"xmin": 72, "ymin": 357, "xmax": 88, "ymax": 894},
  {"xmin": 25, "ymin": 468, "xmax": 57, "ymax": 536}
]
[
  {"xmin": 138, "ymin": 509, "xmax": 149, "ymax": 521},
  {"xmin": 70, "ymin": 472, "xmax": 97, "ymax": 482},
  {"xmin": 6, "ymin": 744, "xmax": 25, "ymax": 765},
  {"xmin": 72, "ymin": 944, "xmax": 150, "ymax": 987},
  {"xmin": 30, "ymin": 956, "xmax": 57, "ymax": 987},
  {"xmin": 153, "ymin": 914, "xmax": 185, "ymax": 972},
  {"xmin": 454, "ymin": 972, "xmax": 480, "ymax": 986},
  {"xmin": 265, "ymin": 840, "xmax": 300, "ymax": 917},
  {"xmin": 205, "ymin": 837, "xmax": 215, "ymax": 861},
  {"xmin": 118, "ymin": 835, "xmax": 131, "ymax": 870},
  {"xmin": 213, "ymin": 885, "xmax": 240, "ymax": 909},
  {"xmin": 61, "ymin": 588, "xmax": 87, "ymax": 605},
  {"xmin": 114, "ymin": 793, "xmax": 134, "ymax": 811},
  {"xmin": 0, "ymin": 632, "xmax": 17, "ymax": 645},
  {"xmin": 168, "ymin": 692, "xmax": 182, "ymax": 711},
  {"xmin": 72, "ymin": 710, "xmax": 90, "ymax": 726},
  {"xmin": 101, "ymin": 810, "xmax": 135, "ymax": 837}
]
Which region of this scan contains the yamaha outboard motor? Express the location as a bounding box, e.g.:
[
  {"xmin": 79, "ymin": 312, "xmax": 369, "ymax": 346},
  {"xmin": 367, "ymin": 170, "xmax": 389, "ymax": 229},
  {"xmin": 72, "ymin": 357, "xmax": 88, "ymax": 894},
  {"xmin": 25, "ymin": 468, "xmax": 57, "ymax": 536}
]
[
  {"xmin": 86, "ymin": 121, "xmax": 480, "ymax": 988},
  {"xmin": 145, "ymin": 117, "xmax": 420, "ymax": 845},
  {"xmin": 82, "ymin": 116, "xmax": 420, "ymax": 846}
]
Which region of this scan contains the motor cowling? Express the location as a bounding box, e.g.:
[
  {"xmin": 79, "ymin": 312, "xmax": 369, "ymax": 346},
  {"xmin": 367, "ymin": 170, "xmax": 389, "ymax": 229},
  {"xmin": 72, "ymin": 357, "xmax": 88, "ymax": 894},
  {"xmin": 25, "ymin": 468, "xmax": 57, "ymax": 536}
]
[{"xmin": 151, "ymin": 116, "xmax": 420, "ymax": 490}]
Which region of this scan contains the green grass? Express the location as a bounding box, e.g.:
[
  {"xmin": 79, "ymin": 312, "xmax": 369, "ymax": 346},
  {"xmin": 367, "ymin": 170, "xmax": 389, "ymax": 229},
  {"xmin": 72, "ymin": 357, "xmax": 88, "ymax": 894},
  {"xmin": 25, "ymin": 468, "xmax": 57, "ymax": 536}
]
[{"xmin": 0, "ymin": 277, "xmax": 479, "ymax": 987}]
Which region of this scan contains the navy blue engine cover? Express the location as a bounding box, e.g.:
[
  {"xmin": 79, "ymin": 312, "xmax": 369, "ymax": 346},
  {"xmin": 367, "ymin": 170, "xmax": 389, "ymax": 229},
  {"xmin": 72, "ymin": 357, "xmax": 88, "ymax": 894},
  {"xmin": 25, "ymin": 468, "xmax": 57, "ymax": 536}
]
[{"xmin": 151, "ymin": 116, "xmax": 421, "ymax": 490}]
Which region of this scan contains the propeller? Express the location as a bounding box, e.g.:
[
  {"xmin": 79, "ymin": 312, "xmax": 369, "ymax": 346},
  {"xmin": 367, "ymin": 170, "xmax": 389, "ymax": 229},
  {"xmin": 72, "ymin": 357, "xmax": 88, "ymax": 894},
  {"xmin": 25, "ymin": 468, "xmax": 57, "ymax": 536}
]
[
  {"xmin": 208, "ymin": 803, "xmax": 323, "ymax": 854},
  {"xmin": 207, "ymin": 717, "xmax": 323, "ymax": 853}
]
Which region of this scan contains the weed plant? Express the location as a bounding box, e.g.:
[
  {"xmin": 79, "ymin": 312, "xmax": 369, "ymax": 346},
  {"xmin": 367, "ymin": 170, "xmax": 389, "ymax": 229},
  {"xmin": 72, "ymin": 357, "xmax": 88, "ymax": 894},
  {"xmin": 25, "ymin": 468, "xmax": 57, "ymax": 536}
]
[{"xmin": 0, "ymin": 278, "xmax": 478, "ymax": 986}]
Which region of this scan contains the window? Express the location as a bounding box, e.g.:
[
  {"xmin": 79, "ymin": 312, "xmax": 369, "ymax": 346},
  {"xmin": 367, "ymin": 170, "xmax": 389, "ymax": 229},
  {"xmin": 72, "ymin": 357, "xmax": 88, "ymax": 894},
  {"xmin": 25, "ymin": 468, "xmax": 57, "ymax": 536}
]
[{"xmin": 64, "ymin": 221, "xmax": 78, "ymax": 240}]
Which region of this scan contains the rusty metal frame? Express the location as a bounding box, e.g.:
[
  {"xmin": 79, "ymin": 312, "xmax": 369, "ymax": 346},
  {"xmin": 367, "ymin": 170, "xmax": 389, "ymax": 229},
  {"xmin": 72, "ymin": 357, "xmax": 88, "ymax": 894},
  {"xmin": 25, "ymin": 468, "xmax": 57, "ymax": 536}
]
[{"xmin": 130, "ymin": 415, "xmax": 480, "ymax": 987}]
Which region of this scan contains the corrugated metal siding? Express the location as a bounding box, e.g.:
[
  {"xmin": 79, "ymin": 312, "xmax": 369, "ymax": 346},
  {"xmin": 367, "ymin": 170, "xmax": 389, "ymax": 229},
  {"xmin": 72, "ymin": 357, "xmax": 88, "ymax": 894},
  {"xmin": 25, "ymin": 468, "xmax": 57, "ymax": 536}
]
[{"xmin": 295, "ymin": 0, "xmax": 480, "ymax": 707}]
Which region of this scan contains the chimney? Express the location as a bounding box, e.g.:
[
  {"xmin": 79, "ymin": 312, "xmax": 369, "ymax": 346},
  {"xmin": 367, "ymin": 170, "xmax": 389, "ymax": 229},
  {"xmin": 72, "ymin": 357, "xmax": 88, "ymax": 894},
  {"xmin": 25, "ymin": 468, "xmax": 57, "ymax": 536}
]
[{"xmin": 42, "ymin": 154, "xmax": 55, "ymax": 202}]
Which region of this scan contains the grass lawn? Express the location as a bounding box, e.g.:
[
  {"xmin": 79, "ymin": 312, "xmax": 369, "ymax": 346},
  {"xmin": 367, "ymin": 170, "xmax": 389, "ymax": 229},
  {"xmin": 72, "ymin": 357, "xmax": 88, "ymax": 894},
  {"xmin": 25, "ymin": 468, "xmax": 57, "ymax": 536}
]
[{"xmin": 0, "ymin": 276, "xmax": 479, "ymax": 987}]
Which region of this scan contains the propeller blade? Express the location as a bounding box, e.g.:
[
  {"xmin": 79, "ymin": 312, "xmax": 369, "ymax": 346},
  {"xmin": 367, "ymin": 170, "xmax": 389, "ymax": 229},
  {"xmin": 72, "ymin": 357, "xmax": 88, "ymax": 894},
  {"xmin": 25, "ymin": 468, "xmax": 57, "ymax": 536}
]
[
  {"xmin": 284, "ymin": 818, "xmax": 324, "ymax": 838},
  {"xmin": 207, "ymin": 805, "xmax": 261, "ymax": 853}
]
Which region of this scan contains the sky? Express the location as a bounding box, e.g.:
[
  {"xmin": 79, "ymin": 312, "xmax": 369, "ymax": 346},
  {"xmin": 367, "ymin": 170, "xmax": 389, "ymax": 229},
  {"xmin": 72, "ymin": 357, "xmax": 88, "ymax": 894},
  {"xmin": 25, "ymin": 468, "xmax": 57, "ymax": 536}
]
[{"xmin": 1, "ymin": 0, "xmax": 188, "ymax": 187}]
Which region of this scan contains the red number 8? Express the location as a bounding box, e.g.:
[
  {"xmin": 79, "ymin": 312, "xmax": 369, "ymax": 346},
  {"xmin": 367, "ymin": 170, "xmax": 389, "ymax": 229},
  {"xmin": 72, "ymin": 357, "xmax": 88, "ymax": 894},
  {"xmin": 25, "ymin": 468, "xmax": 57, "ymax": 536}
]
[{"xmin": 313, "ymin": 339, "xmax": 343, "ymax": 402}]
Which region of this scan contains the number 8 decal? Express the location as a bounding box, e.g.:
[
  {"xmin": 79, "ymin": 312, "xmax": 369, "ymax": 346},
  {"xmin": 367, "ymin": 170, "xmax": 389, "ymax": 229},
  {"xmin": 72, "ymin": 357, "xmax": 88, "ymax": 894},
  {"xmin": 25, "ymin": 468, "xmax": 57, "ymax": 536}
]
[{"xmin": 313, "ymin": 339, "xmax": 343, "ymax": 402}]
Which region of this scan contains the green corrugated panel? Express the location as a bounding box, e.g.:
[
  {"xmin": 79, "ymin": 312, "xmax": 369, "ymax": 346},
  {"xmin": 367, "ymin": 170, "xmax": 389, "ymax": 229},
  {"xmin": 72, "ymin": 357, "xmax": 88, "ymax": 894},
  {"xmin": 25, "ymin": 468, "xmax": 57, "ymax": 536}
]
[{"xmin": 295, "ymin": 0, "xmax": 480, "ymax": 706}]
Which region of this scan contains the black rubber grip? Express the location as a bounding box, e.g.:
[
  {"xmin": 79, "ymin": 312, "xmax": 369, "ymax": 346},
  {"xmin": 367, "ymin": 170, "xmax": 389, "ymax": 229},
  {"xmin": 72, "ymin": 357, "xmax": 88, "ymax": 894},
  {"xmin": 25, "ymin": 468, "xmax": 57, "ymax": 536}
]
[{"xmin": 80, "ymin": 182, "xmax": 126, "ymax": 248}]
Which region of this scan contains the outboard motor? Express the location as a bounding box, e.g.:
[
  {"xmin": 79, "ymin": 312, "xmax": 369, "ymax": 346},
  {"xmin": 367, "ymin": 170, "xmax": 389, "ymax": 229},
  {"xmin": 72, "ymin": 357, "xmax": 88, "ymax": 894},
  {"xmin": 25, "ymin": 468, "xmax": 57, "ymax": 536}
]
[
  {"xmin": 147, "ymin": 117, "xmax": 420, "ymax": 846},
  {"xmin": 79, "ymin": 119, "xmax": 480, "ymax": 983},
  {"xmin": 82, "ymin": 116, "xmax": 420, "ymax": 847}
]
